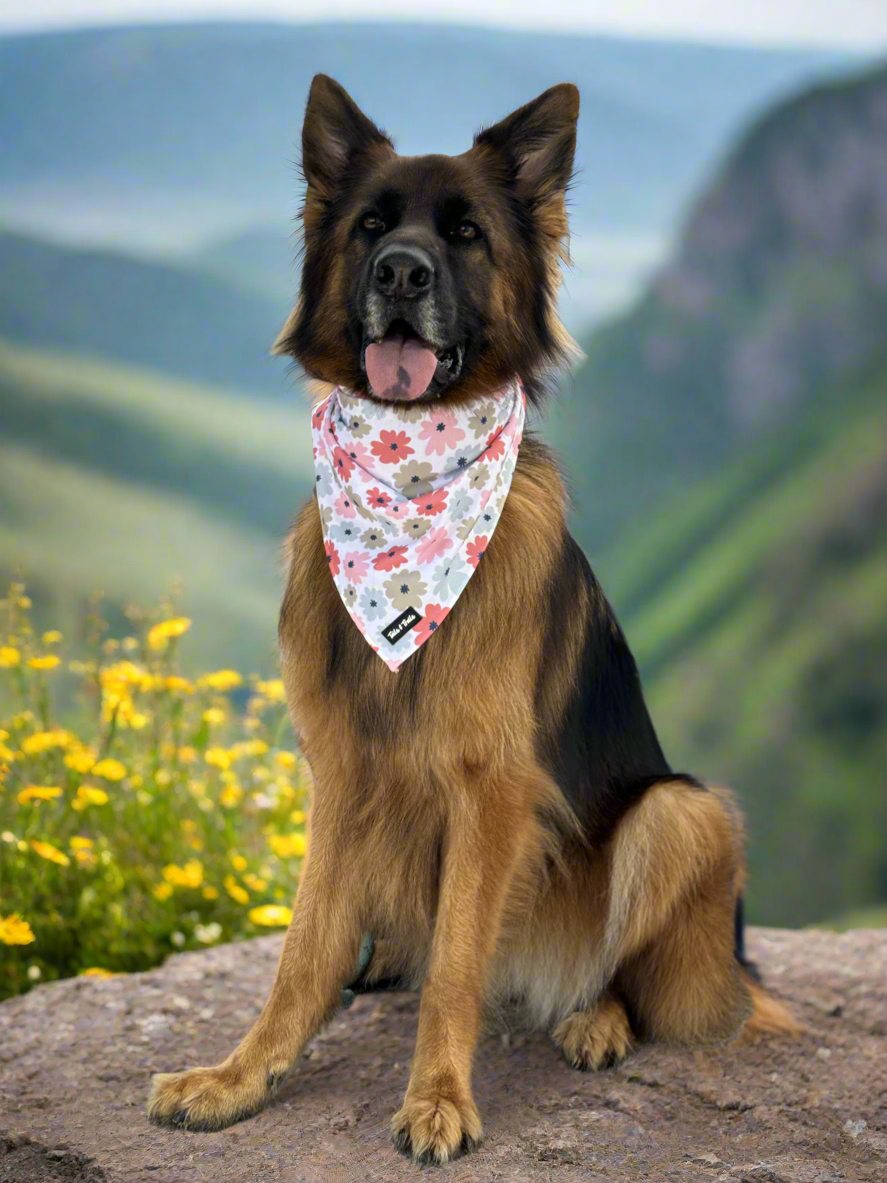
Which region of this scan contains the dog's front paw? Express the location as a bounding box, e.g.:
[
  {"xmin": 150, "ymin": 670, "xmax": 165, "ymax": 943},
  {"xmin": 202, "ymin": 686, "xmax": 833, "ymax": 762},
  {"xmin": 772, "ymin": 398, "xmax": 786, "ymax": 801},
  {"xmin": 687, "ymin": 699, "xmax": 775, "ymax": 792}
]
[
  {"xmin": 147, "ymin": 1060, "xmax": 277, "ymax": 1132},
  {"xmin": 391, "ymin": 1086, "xmax": 482, "ymax": 1164}
]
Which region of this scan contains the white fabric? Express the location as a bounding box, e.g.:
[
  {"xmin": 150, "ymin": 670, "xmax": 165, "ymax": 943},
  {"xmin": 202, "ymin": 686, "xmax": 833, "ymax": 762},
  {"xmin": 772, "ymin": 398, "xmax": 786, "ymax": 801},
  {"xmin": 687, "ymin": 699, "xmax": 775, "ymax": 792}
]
[{"xmin": 311, "ymin": 379, "xmax": 526, "ymax": 671}]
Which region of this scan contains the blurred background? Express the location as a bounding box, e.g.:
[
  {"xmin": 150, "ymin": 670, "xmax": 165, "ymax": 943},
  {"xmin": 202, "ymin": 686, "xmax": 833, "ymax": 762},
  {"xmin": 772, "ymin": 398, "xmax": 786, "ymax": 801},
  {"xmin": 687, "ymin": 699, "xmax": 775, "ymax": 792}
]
[{"xmin": 1, "ymin": 1, "xmax": 885, "ymax": 932}]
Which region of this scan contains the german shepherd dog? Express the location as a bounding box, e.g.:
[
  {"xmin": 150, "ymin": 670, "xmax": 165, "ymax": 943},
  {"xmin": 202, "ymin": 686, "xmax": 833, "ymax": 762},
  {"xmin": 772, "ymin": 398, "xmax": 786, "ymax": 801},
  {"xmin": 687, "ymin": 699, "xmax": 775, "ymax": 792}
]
[{"xmin": 148, "ymin": 75, "xmax": 796, "ymax": 1163}]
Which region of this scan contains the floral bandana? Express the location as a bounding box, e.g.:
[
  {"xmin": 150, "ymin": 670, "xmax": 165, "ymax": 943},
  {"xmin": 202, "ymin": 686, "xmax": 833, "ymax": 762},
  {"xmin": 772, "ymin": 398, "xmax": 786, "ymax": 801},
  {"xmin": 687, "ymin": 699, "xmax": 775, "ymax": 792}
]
[{"xmin": 311, "ymin": 379, "xmax": 526, "ymax": 671}]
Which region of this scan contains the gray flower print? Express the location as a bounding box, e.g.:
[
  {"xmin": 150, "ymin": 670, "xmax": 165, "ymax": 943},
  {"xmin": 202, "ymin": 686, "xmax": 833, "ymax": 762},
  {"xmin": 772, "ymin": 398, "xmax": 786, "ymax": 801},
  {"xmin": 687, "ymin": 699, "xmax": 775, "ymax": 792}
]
[
  {"xmin": 393, "ymin": 459, "xmax": 435, "ymax": 498},
  {"xmin": 403, "ymin": 517, "xmax": 432, "ymax": 539},
  {"xmin": 432, "ymin": 555, "xmax": 469, "ymax": 598},
  {"xmin": 359, "ymin": 586, "xmax": 389, "ymax": 622},
  {"xmin": 383, "ymin": 570, "xmax": 428, "ymax": 611}
]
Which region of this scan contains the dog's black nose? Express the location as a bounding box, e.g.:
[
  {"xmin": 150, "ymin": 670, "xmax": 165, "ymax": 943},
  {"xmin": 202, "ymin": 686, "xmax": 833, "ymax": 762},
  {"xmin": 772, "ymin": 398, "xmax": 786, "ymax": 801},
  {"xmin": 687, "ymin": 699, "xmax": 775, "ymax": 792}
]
[{"xmin": 372, "ymin": 244, "xmax": 435, "ymax": 299}]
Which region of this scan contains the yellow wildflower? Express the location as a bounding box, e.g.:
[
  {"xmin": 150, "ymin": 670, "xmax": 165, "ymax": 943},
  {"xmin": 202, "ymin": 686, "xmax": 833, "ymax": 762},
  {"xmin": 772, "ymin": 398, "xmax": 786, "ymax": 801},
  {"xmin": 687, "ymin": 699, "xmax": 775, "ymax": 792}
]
[
  {"xmin": 202, "ymin": 707, "xmax": 226, "ymax": 726},
  {"xmin": 161, "ymin": 859, "xmax": 204, "ymax": 889},
  {"xmin": 269, "ymin": 832, "xmax": 308, "ymax": 860},
  {"xmin": 0, "ymin": 914, "xmax": 36, "ymax": 945},
  {"xmin": 153, "ymin": 882, "xmax": 174, "ymax": 901},
  {"xmin": 147, "ymin": 617, "xmax": 191, "ymax": 650},
  {"xmin": 199, "ymin": 669, "xmax": 243, "ymax": 692},
  {"xmin": 91, "ymin": 758, "xmax": 126, "ymax": 781},
  {"xmin": 30, "ymin": 839, "xmax": 70, "ymax": 866},
  {"xmin": 164, "ymin": 675, "xmax": 193, "ymax": 694},
  {"xmin": 255, "ymin": 679, "xmax": 286, "ymax": 703},
  {"xmin": 42, "ymin": 630, "xmax": 62, "ymax": 644},
  {"xmin": 76, "ymin": 785, "xmax": 110, "ymax": 806},
  {"xmin": 79, "ymin": 967, "xmax": 114, "ymax": 978},
  {"xmin": 69, "ymin": 836, "xmax": 94, "ymax": 850},
  {"xmin": 224, "ymin": 875, "xmax": 249, "ymax": 905},
  {"xmin": 275, "ymin": 750, "xmax": 297, "ymax": 769},
  {"xmin": 205, "ymin": 747, "xmax": 231, "ymax": 770},
  {"xmin": 28, "ymin": 654, "xmax": 60, "ymax": 671},
  {"xmin": 230, "ymin": 853, "xmax": 248, "ymax": 873},
  {"xmin": 0, "ymin": 646, "xmax": 21, "ymax": 667},
  {"xmin": 202, "ymin": 885, "xmax": 219, "ymax": 901},
  {"xmin": 121, "ymin": 636, "xmax": 139, "ymax": 652},
  {"xmin": 248, "ymin": 905, "xmax": 292, "ymax": 928},
  {"xmin": 219, "ymin": 782, "xmax": 243, "ymax": 808},
  {"xmin": 17, "ymin": 785, "xmax": 63, "ymax": 804},
  {"xmin": 22, "ymin": 729, "xmax": 74, "ymax": 755},
  {"xmin": 243, "ymin": 873, "xmax": 267, "ymax": 892},
  {"xmin": 101, "ymin": 660, "xmax": 151, "ymax": 690},
  {"xmin": 178, "ymin": 746, "xmax": 197, "ymax": 764},
  {"xmin": 290, "ymin": 809, "xmax": 306, "ymax": 825},
  {"xmin": 232, "ymin": 739, "xmax": 269, "ymax": 759},
  {"xmin": 65, "ymin": 746, "xmax": 97, "ymax": 773}
]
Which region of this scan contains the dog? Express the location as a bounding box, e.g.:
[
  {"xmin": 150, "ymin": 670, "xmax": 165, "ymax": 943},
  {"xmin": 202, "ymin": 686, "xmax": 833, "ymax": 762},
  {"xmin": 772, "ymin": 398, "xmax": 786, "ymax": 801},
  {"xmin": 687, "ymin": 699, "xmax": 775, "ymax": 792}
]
[{"xmin": 148, "ymin": 74, "xmax": 797, "ymax": 1163}]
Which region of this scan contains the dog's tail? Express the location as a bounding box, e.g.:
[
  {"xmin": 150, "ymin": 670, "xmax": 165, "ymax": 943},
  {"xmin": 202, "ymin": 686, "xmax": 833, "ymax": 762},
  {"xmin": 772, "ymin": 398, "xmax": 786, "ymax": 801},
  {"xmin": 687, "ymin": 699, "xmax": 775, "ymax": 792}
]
[{"xmin": 734, "ymin": 895, "xmax": 801, "ymax": 1036}]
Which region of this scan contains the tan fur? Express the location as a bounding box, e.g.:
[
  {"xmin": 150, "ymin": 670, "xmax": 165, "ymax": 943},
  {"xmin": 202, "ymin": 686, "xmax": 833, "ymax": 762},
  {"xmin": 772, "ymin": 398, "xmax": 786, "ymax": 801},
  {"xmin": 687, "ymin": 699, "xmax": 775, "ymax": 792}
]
[
  {"xmin": 147, "ymin": 442, "xmax": 786, "ymax": 1159},
  {"xmin": 552, "ymin": 992, "xmax": 634, "ymax": 1071}
]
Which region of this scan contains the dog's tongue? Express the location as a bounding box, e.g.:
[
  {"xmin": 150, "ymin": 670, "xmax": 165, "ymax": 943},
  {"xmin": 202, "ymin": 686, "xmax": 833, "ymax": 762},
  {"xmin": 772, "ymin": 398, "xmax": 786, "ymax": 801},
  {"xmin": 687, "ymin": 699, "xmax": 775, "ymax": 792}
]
[{"xmin": 365, "ymin": 335, "xmax": 438, "ymax": 401}]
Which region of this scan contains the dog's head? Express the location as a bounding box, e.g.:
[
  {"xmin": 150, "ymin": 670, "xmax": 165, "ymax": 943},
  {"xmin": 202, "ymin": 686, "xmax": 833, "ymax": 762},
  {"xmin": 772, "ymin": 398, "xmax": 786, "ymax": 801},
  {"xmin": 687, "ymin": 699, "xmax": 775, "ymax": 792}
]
[{"xmin": 275, "ymin": 75, "xmax": 580, "ymax": 406}]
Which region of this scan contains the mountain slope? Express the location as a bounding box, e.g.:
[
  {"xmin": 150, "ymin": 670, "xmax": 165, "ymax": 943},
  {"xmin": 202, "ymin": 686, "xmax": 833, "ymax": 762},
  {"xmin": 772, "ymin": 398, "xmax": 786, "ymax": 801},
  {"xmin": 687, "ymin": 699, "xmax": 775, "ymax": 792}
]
[
  {"xmin": 0, "ymin": 229, "xmax": 292, "ymax": 399},
  {"xmin": 552, "ymin": 58, "xmax": 887, "ymax": 554},
  {"xmin": 598, "ymin": 359, "xmax": 887, "ymax": 928}
]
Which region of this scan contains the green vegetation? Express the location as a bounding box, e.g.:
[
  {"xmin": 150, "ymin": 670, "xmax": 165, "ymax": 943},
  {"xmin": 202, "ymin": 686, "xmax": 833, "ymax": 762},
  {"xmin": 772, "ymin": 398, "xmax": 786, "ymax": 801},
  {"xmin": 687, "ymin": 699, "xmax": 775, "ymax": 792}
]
[
  {"xmin": 0, "ymin": 340, "xmax": 314, "ymax": 671},
  {"xmin": 0, "ymin": 589, "xmax": 308, "ymax": 1000},
  {"xmin": 599, "ymin": 363, "xmax": 887, "ymax": 927}
]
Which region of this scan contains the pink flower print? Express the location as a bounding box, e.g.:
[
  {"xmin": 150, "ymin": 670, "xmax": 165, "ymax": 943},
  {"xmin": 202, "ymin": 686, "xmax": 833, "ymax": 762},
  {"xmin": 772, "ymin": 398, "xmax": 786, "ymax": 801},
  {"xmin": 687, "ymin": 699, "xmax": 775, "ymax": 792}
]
[
  {"xmin": 342, "ymin": 552, "xmax": 371, "ymax": 583},
  {"xmin": 413, "ymin": 603, "xmax": 450, "ymax": 645},
  {"xmin": 484, "ymin": 429, "xmax": 506, "ymax": 462},
  {"xmin": 324, "ymin": 540, "xmax": 340, "ymax": 577},
  {"xmin": 419, "ymin": 412, "xmax": 466, "ymax": 457},
  {"xmin": 416, "ymin": 487, "xmax": 449, "ymax": 517},
  {"xmin": 344, "ymin": 441, "xmax": 373, "ymax": 470},
  {"xmin": 371, "ymin": 429, "xmax": 415, "ymax": 464},
  {"xmin": 372, "ymin": 545, "xmax": 409, "ymax": 572},
  {"xmin": 466, "ymin": 535, "xmax": 488, "ymax": 568},
  {"xmin": 366, "ymin": 487, "xmax": 392, "ymax": 510},
  {"xmin": 334, "ymin": 490, "xmax": 357, "ymax": 519},
  {"xmin": 416, "ymin": 527, "xmax": 454, "ymax": 566},
  {"xmin": 332, "ymin": 445, "xmax": 355, "ymax": 480}
]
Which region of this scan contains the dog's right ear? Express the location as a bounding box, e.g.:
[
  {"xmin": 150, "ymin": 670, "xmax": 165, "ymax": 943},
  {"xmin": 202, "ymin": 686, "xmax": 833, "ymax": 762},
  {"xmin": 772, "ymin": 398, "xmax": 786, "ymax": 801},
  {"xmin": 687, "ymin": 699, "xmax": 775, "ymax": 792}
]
[{"xmin": 301, "ymin": 75, "xmax": 393, "ymax": 205}]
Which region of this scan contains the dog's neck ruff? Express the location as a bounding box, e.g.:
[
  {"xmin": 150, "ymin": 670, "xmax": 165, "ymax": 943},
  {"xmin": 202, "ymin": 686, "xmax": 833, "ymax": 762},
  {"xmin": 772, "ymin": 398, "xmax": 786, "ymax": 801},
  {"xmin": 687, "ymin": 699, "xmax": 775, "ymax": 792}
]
[{"xmin": 311, "ymin": 379, "xmax": 526, "ymax": 671}]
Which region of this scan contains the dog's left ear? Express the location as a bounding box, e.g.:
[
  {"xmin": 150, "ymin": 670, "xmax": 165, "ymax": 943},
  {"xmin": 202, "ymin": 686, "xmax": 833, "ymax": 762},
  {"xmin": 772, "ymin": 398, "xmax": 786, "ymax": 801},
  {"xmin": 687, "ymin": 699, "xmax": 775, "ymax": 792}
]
[{"xmin": 474, "ymin": 83, "xmax": 579, "ymax": 203}]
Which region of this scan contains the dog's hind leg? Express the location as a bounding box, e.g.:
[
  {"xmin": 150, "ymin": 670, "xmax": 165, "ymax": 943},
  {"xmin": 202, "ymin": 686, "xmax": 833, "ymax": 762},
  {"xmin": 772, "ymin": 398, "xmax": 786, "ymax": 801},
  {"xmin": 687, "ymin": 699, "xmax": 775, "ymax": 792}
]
[
  {"xmin": 147, "ymin": 796, "xmax": 363, "ymax": 1132},
  {"xmin": 607, "ymin": 780, "xmax": 754, "ymax": 1046}
]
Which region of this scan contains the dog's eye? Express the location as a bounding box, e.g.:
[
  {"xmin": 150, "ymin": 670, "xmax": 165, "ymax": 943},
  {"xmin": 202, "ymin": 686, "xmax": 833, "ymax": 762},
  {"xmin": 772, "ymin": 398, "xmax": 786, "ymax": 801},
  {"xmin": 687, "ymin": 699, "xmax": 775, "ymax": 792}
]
[
  {"xmin": 453, "ymin": 221, "xmax": 479, "ymax": 241},
  {"xmin": 361, "ymin": 213, "xmax": 386, "ymax": 233}
]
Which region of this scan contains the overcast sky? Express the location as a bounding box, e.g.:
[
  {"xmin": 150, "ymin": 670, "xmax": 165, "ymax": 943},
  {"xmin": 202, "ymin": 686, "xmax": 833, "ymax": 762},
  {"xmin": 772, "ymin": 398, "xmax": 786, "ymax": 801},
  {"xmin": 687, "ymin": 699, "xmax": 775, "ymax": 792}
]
[{"xmin": 2, "ymin": 0, "xmax": 886, "ymax": 49}]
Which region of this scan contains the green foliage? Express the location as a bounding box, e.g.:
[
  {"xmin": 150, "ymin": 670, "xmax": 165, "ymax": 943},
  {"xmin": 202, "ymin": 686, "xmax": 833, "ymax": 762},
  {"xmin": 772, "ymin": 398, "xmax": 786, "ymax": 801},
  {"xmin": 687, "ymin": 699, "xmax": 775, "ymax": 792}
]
[
  {"xmin": 0, "ymin": 587, "xmax": 308, "ymax": 1000},
  {"xmin": 0, "ymin": 339, "xmax": 314, "ymax": 671},
  {"xmin": 599, "ymin": 365, "xmax": 887, "ymax": 927}
]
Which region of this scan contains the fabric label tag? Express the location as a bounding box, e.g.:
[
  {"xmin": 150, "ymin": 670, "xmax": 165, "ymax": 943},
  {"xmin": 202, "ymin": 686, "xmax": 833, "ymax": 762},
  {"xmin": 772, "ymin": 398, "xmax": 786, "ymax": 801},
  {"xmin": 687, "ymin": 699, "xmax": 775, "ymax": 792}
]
[{"xmin": 382, "ymin": 607, "xmax": 422, "ymax": 645}]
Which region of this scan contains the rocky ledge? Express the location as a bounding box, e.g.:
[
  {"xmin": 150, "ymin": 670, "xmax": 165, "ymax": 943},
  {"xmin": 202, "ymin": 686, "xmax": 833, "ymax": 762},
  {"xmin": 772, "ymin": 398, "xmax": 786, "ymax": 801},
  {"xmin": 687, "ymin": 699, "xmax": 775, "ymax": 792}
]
[{"xmin": 1, "ymin": 928, "xmax": 885, "ymax": 1182}]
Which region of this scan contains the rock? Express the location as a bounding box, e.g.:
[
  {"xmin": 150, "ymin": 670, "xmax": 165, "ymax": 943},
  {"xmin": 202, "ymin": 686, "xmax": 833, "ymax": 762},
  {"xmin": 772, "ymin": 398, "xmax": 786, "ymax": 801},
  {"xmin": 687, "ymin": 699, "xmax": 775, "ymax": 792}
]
[{"xmin": 1, "ymin": 929, "xmax": 885, "ymax": 1183}]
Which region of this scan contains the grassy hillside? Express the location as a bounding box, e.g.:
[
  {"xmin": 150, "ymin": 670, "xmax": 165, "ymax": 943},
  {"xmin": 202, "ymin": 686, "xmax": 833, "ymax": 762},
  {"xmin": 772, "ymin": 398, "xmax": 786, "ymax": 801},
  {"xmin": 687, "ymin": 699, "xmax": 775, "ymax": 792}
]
[
  {"xmin": 0, "ymin": 229, "xmax": 292, "ymax": 399},
  {"xmin": 595, "ymin": 361, "xmax": 887, "ymax": 927},
  {"xmin": 0, "ymin": 340, "xmax": 314, "ymax": 670}
]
